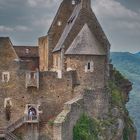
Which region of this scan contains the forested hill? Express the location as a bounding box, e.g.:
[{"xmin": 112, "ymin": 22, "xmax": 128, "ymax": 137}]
[{"xmin": 111, "ymin": 52, "xmax": 140, "ymax": 81}]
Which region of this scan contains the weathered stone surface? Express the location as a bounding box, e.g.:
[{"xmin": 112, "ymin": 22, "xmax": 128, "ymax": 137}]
[{"xmin": 0, "ymin": 0, "xmax": 136, "ymax": 140}]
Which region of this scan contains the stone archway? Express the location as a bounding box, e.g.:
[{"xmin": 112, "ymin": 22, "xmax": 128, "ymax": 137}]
[
  {"xmin": 53, "ymin": 95, "xmax": 84, "ymax": 140},
  {"xmin": 28, "ymin": 106, "xmax": 37, "ymax": 121}
]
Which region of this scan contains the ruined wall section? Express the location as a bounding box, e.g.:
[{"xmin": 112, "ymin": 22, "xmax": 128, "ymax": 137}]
[
  {"xmin": 53, "ymin": 89, "xmax": 109, "ymax": 140},
  {"xmin": 53, "ymin": 95, "xmax": 84, "ymax": 140}
]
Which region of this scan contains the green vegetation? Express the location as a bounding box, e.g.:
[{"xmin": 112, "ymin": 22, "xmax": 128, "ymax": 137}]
[
  {"xmin": 111, "ymin": 52, "xmax": 140, "ymax": 139},
  {"xmin": 109, "ymin": 81, "xmax": 123, "ymax": 107},
  {"xmin": 15, "ymin": 133, "xmax": 22, "ymax": 140},
  {"xmin": 73, "ymin": 67, "xmax": 136, "ymax": 140},
  {"xmin": 123, "ymin": 116, "xmax": 136, "ymax": 140},
  {"xmin": 73, "ymin": 114, "xmax": 100, "ymax": 140},
  {"xmin": 48, "ymin": 119, "xmax": 54, "ymax": 126},
  {"xmin": 73, "ymin": 114, "xmax": 119, "ymax": 140}
]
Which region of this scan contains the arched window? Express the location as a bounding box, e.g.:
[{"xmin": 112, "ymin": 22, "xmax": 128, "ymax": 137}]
[{"xmin": 28, "ymin": 106, "xmax": 37, "ymax": 121}]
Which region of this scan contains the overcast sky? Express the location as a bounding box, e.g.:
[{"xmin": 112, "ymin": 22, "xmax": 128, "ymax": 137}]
[{"xmin": 0, "ymin": 0, "xmax": 140, "ymax": 53}]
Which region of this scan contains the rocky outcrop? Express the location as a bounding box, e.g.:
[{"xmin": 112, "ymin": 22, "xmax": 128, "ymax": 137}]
[
  {"xmin": 108, "ymin": 68, "xmax": 136, "ymax": 140},
  {"xmin": 53, "ymin": 68, "xmax": 136, "ymax": 140}
]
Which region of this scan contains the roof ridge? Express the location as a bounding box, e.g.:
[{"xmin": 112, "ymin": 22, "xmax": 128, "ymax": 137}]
[
  {"xmin": 65, "ymin": 23, "xmax": 106, "ymax": 55},
  {"xmin": 53, "ymin": 3, "xmax": 82, "ymax": 52}
]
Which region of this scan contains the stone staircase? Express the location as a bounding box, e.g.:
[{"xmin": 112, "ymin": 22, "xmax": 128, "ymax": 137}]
[
  {"xmin": 5, "ymin": 132, "xmax": 18, "ymax": 140},
  {"xmin": 0, "ymin": 115, "xmax": 39, "ymax": 140},
  {"xmin": 0, "ymin": 128, "xmax": 6, "ymax": 138},
  {"xmin": 0, "ymin": 116, "xmax": 25, "ymax": 140},
  {"xmin": 7, "ymin": 116, "xmax": 25, "ymax": 132}
]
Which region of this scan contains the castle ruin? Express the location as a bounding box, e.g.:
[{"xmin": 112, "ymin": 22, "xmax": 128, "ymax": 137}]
[{"xmin": 0, "ymin": 0, "xmax": 111, "ymax": 140}]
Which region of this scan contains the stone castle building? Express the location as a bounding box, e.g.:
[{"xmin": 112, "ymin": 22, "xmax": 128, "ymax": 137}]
[{"xmin": 0, "ymin": 0, "xmax": 111, "ymax": 140}]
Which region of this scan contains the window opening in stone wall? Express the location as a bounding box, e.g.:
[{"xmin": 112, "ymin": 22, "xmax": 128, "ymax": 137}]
[
  {"xmin": 25, "ymin": 48, "xmax": 29, "ymax": 54},
  {"xmin": 72, "ymin": 0, "xmax": 81, "ymax": 5},
  {"xmin": 57, "ymin": 21, "xmax": 62, "ymax": 26},
  {"xmin": 85, "ymin": 61, "xmax": 94, "ymax": 72},
  {"xmin": 87, "ymin": 62, "xmax": 90, "ymax": 70},
  {"xmin": 72, "ymin": 0, "xmax": 76, "ymax": 5},
  {"xmin": 67, "ymin": 15, "xmax": 76, "ymax": 24},
  {"xmin": 28, "ymin": 106, "xmax": 37, "ymax": 121},
  {"xmin": 2, "ymin": 72, "xmax": 10, "ymax": 82},
  {"xmin": 4, "ymin": 98, "xmax": 12, "ymax": 121}
]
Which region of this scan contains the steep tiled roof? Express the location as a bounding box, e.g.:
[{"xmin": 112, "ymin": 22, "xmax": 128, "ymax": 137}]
[
  {"xmin": 65, "ymin": 24, "xmax": 106, "ymax": 55},
  {"xmin": 53, "ymin": 0, "xmax": 110, "ymax": 53},
  {"xmin": 0, "ymin": 37, "xmax": 19, "ymax": 59},
  {"xmin": 53, "ymin": 3, "xmax": 82, "ymax": 52},
  {"xmin": 13, "ymin": 46, "xmax": 39, "ymax": 58}
]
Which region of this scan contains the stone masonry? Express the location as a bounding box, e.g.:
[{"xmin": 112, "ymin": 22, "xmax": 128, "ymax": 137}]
[{"xmin": 0, "ymin": 0, "xmax": 111, "ymax": 140}]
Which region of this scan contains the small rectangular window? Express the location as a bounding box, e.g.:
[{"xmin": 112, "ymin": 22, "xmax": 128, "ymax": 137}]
[
  {"xmin": 87, "ymin": 62, "xmax": 90, "ymax": 70},
  {"xmin": 85, "ymin": 61, "xmax": 94, "ymax": 72},
  {"xmin": 2, "ymin": 72, "xmax": 10, "ymax": 82}
]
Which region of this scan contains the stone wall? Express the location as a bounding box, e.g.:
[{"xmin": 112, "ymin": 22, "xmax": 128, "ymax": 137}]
[
  {"xmin": 0, "ymin": 68, "xmax": 80, "ymax": 139},
  {"xmin": 53, "ymin": 95, "xmax": 84, "ymax": 140},
  {"xmin": 47, "ymin": 0, "xmax": 75, "ymax": 70},
  {"xmin": 66, "ymin": 55, "xmax": 107, "ymax": 89},
  {"xmin": 53, "ymin": 89, "xmax": 109, "ymax": 140},
  {"xmin": 38, "ymin": 36, "xmax": 49, "ymax": 71}
]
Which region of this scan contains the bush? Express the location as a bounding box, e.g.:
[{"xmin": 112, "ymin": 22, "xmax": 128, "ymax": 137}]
[{"xmin": 73, "ymin": 114, "xmax": 99, "ymax": 140}]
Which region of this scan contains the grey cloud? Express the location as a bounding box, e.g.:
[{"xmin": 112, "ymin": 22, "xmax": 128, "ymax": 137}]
[
  {"xmin": 26, "ymin": 0, "xmax": 61, "ymax": 8},
  {"xmin": 0, "ymin": 0, "xmax": 139, "ymax": 52}
]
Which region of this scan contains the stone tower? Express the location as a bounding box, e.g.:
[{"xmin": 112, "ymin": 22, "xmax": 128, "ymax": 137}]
[{"xmin": 39, "ymin": 0, "xmax": 76, "ymax": 71}]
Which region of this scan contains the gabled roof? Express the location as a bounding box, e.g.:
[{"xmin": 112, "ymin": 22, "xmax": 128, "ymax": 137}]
[
  {"xmin": 65, "ymin": 24, "xmax": 106, "ymax": 55},
  {"xmin": 13, "ymin": 46, "xmax": 39, "ymax": 58},
  {"xmin": 53, "ymin": 3, "xmax": 82, "ymax": 52},
  {"xmin": 52, "ymin": 0, "xmax": 110, "ymax": 53},
  {"xmin": 0, "ymin": 37, "xmax": 19, "ymax": 59}
]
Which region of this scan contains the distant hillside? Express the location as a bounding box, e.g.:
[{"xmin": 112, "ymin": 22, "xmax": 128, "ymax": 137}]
[
  {"xmin": 111, "ymin": 52, "xmax": 140, "ymax": 82},
  {"xmin": 135, "ymin": 52, "xmax": 140, "ymax": 57},
  {"xmin": 111, "ymin": 52, "xmax": 140, "ymax": 140}
]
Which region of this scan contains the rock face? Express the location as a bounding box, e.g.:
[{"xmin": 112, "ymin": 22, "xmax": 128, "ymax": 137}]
[
  {"xmin": 53, "ymin": 67, "xmax": 136, "ymax": 140},
  {"xmin": 108, "ymin": 67, "xmax": 136, "ymax": 140}
]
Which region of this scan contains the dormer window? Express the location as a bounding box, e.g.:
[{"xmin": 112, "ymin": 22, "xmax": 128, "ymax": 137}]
[
  {"xmin": 26, "ymin": 48, "xmax": 29, "ymax": 54},
  {"xmin": 85, "ymin": 61, "xmax": 94, "ymax": 72},
  {"xmin": 2, "ymin": 72, "xmax": 10, "ymax": 82},
  {"xmin": 72, "ymin": 0, "xmax": 76, "ymax": 5},
  {"xmin": 57, "ymin": 21, "xmax": 62, "ymax": 26},
  {"xmin": 67, "ymin": 16, "xmax": 76, "ymax": 24}
]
